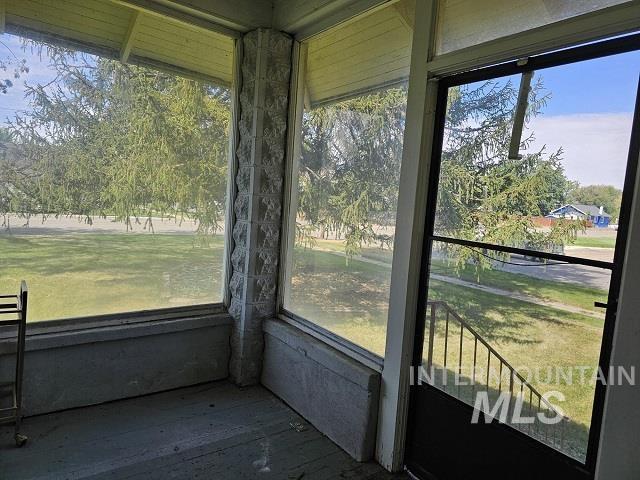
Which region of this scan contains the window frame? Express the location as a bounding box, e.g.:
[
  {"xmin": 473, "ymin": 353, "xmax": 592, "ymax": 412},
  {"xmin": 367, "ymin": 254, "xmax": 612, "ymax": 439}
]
[
  {"xmin": 276, "ymin": 40, "xmax": 385, "ymax": 370},
  {"xmin": 0, "ymin": 22, "xmax": 241, "ymax": 332},
  {"xmin": 2, "ymin": 303, "xmax": 228, "ymax": 338},
  {"xmin": 277, "ymin": 32, "xmax": 412, "ymax": 369},
  {"xmin": 411, "ymin": 34, "xmax": 640, "ymax": 471}
]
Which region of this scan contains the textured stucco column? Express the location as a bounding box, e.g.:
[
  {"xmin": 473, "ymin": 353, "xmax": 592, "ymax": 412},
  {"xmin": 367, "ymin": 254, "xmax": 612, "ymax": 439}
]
[{"xmin": 228, "ymin": 29, "xmax": 293, "ymax": 386}]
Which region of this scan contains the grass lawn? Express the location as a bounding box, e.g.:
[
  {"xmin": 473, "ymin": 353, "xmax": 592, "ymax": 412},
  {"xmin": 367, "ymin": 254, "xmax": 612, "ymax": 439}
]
[
  {"xmin": 428, "ymin": 278, "xmax": 601, "ymax": 439},
  {"xmin": 313, "ymin": 238, "xmax": 608, "ymax": 314},
  {"xmin": 430, "ymin": 259, "xmax": 608, "ymax": 315},
  {"xmin": 287, "ymin": 244, "xmax": 607, "ymax": 460},
  {"xmin": 0, "ymin": 233, "xmax": 604, "ymax": 460},
  {"xmin": 314, "ymin": 238, "xmax": 394, "ymax": 264},
  {"xmin": 0, "ymin": 233, "xmax": 224, "ymax": 321},
  {"xmin": 570, "ymin": 236, "xmax": 617, "ymax": 248}
]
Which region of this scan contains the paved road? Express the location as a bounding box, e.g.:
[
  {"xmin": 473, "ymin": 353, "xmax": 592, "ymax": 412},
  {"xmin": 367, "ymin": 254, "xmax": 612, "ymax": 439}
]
[
  {"xmin": 432, "ymin": 249, "xmax": 612, "ymax": 291},
  {"xmin": 0, "ymin": 214, "xmax": 210, "ymax": 235},
  {"xmin": 494, "ymin": 257, "xmax": 611, "ymax": 291}
]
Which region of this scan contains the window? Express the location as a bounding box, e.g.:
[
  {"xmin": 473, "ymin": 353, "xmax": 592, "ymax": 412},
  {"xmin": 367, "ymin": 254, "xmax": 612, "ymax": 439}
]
[
  {"xmin": 281, "ymin": 1, "xmax": 414, "ymax": 357},
  {"xmin": 435, "ymin": 0, "xmax": 632, "ymax": 55},
  {"xmin": 0, "ymin": 28, "xmax": 233, "ymax": 322},
  {"xmin": 434, "ymin": 51, "xmax": 637, "ymax": 258}
]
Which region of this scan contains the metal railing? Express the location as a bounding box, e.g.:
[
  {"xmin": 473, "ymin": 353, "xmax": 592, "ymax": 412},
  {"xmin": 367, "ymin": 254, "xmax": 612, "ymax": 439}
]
[{"xmin": 424, "ymin": 300, "xmax": 569, "ymax": 452}]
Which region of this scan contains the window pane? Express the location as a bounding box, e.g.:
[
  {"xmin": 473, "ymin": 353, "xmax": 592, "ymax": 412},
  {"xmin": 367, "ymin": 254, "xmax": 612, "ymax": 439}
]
[
  {"xmin": 421, "ymin": 243, "xmax": 611, "ymax": 462},
  {"xmin": 0, "ymin": 32, "xmax": 231, "ymax": 321},
  {"xmin": 282, "ymin": 2, "xmax": 414, "ymax": 356},
  {"xmin": 284, "ymin": 86, "xmax": 406, "ymax": 355},
  {"xmin": 436, "ymin": 0, "xmax": 631, "ymax": 55},
  {"xmin": 283, "ymin": 84, "xmax": 408, "ymax": 356},
  {"xmin": 434, "ymin": 50, "xmax": 638, "ymax": 260}
]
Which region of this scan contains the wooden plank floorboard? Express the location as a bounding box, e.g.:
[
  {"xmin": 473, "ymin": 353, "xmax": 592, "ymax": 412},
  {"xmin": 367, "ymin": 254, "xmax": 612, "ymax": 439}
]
[
  {"xmin": 4, "ymin": 399, "xmax": 292, "ymax": 478},
  {"xmin": 95, "ymin": 411, "xmax": 346, "ymax": 479},
  {"xmin": 129, "ymin": 429, "xmax": 338, "ymax": 479},
  {"xmin": 1, "ymin": 383, "xmax": 269, "ymax": 451},
  {"xmin": 0, "ymin": 381, "xmax": 408, "ymax": 480},
  {"xmin": 88, "ymin": 412, "xmax": 306, "ymax": 479}
]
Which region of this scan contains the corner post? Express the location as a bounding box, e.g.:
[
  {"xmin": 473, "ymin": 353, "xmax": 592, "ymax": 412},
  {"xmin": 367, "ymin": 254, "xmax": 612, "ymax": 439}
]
[{"xmin": 228, "ymin": 28, "xmax": 293, "ymax": 386}]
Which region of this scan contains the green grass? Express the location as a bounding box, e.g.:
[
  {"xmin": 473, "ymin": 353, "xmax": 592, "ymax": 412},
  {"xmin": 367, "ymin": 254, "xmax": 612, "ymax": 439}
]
[
  {"xmin": 313, "ymin": 238, "xmax": 607, "ymax": 314},
  {"xmin": 570, "ymin": 236, "xmax": 617, "ymax": 248},
  {"xmin": 313, "ymin": 238, "xmax": 394, "ymax": 264},
  {"xmin": 287, "ymin": 244, "xmax": 606, "ymax": 460},
  {"xmin": 430, "ymin": 259, "xmax": 608, "ymax": 315},
  {"xmin": 0, "ymin": 233, "xmax": 224, "ymax": 321},
  {"xmin": 0, "ymin": 233, "xmax": 605, "ymax": 459}
]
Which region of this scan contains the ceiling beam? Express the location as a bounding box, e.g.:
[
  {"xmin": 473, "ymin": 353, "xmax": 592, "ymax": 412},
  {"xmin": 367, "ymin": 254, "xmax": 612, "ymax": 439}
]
[
  {"xmin": 394, "ymin": 0, "xmax": 415, "ymax": 31},
  {"xmin": 120, "ymin": 10, "xmax": 141, "ymax": 63},
  {"xmin": 112, "ymin": 0, "xmax": 271, "ymax": 37},
  {"xmin": 274, "ymin": 0, "xmax": 396, "ymax": 40}
]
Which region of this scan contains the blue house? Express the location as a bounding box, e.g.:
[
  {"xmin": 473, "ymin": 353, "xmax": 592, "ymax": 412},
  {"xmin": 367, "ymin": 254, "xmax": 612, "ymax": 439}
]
[{"xmin": 547, "ymin": 204, "xmax": 612, "ymax": 228}]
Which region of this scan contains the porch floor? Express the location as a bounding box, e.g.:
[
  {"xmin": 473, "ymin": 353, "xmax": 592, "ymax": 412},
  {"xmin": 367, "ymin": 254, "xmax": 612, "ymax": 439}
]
[{"xmin": 0, "ymin": 381, "xmax": 406, "ymax": 479}]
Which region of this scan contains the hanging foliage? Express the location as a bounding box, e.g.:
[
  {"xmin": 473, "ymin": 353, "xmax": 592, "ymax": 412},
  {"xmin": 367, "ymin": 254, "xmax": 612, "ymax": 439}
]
[
  {"xmin": 0, "ymin": 39, "xmax": 230, "ymax": 235},
  {"xmin": 298, "ymin": 77, "xmax": 581, "ymax": 266}
]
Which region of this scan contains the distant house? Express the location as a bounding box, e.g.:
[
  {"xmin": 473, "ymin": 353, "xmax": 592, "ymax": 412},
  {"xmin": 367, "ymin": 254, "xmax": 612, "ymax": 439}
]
[{"xmin": 546, "ymin": 204, "xmax": 611, "ymax": 228}]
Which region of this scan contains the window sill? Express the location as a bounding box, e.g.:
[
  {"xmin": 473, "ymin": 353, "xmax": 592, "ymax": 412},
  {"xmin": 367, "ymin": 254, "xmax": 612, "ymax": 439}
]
[
  {"xmin": 277, "ymin": 310, "xmax": 384, "ymax": 373},
  {"xmin": 0, "ymin": 304, "xmax": 232, "ymax": 353}
]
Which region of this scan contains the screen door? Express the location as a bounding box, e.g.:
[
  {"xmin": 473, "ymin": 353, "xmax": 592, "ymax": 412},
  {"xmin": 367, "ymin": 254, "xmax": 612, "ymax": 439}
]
[{"xmin": 405, "ymin": 35, "xmax": 640, "ymax": 480}]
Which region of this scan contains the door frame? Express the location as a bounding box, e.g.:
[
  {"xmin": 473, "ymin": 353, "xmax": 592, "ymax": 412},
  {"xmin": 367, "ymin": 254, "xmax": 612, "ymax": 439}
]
[{"xmin": 405, "ymin": 33, "xmax": 640, "ymax": 477}]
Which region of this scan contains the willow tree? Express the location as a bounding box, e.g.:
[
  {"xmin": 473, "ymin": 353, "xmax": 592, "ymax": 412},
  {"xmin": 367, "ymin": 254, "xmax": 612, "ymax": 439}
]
[
  {"xmin": 1, "ymin": 39, "xmax": 230, "ymax": 234},
  {"xmin": 0, "ymin": 37, "xmax": 28, "ymax": 94}
]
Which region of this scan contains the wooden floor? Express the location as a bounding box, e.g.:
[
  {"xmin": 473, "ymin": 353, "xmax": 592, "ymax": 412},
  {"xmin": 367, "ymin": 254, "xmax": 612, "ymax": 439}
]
[{"xmin": 0, "ymin": 381, "xmax": 407, "ymax": 480}]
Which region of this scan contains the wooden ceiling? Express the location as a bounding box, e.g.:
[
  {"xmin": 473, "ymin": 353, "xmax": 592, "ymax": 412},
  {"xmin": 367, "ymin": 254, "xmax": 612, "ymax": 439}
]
[
  {"xmin": 3, "ymin": 0, "xmax": 235, "ymax": 86},
  {"xmin": 305, "ymin": 0, "xmax": 414, "ymax": 106}
]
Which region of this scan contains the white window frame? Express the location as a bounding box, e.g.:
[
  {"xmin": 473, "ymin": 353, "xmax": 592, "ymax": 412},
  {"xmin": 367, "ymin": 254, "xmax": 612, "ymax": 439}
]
[
  {"xmin": 275, "ymin": 39, "xmax": 385, "ymax": 372},
  {"xmin": 278, "ymin": 17, "xmax": 425, "ymax": 372}
]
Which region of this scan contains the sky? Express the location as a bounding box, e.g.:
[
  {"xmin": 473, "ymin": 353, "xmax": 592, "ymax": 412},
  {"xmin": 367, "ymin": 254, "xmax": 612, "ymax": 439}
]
[
  {"xmin": 1, "ymin": 32, "xmax": 640, "ymax": 188},
  {"xmin": 1, "ymin": 34, "xmax": 59, "ymax": 125},
  {"xmin": 524, "ymin": 49, "xmax": 639, "ymax": 188}
]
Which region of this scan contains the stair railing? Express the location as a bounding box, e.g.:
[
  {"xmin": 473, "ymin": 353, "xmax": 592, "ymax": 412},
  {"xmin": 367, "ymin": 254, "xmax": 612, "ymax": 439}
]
[{"xmin": 424, "ymin": 300, "xmax": 569, "ymax": 452}]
